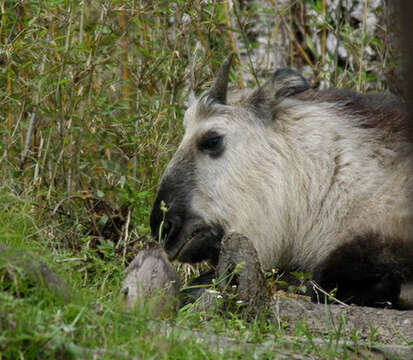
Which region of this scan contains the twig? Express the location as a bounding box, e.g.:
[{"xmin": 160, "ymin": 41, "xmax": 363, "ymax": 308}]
[
  {"xmin": 222, "ymin": 0, "xmax": 245, "ymax": 88},
  {"xmin": 279, "ymin": 13, "xmax": 315, "ymax": 70},
  {"xmin": 20, "ymin": 35, "xmax": 49, "ymax": 169},
  {"xmin": 231, "ymin": 1, "xmax": 260, "ymax": 86},
  {"xmin": 321, "ymin": 0, "xmax": 327, "ymax": 66},
  {"xmin": 357, "ymin": 0, "xmax": 369, "ymax": 92},
  {"xmin": 55, "ymin": 257, "xmax": 87, "ymax": 263},
  {"xmin": 51, "ymin": 195, "xmax": 87, "ymax": 216},
  {"xmin": 122, "ymin": 208, "xmax": 132, "ymax": 265},
  {"xmin": 0, "ymin": 103, "xmax": 25, "ymax": 164},
  {"xmin": 310, "ymin": 280, "xmax": 350, "ymax": 307},
  {"xmin": 118, "ymin": 11, "xmax": 130, "ymax": 100}
]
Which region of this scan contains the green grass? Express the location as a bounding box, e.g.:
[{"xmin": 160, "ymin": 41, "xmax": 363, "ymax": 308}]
[
  {"xmin": 0, "ymin": 184, "xmax": 400, "ymax": 359},
  {"xmin": 0, "ymin": 0, "xmax": 404, "ymax": 358}
]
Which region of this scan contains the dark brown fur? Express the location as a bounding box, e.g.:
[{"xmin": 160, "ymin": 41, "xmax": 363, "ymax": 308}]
[
  {"xmin": 296, "ymin": 89, "xmax": 407, "ymax": 136},
  {"xmin": 312, "ymin": 233, "xmax": 413, "ymax": 308}
]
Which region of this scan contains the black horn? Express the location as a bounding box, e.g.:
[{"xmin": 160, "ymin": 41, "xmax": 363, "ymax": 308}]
[{"xmin": 207, "ymin": 53, "xmax": 233, "ymax": 104}]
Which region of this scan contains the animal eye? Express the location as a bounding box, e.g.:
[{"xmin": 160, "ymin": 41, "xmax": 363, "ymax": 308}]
[
  {"xmin": 202, "ymin": 136, "xmax": 222, "ymax": 151},
  {"xmin": 197, "ymin": 130, "xmax": 225, "ymax": 158},
  {"xmin": 199, "ymin": 134, "xmax": 223, "ymax": 155}
]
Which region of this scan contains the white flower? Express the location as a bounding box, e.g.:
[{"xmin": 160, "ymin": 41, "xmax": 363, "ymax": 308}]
[{"xmin": 206, "ymin": 289, "xmax": 220, "ymax": 296}]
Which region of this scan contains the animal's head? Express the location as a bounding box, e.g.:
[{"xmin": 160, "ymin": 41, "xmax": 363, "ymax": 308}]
[{"xmin": 150, "ymin": 55, "xmax": 310, "ymax": 265}]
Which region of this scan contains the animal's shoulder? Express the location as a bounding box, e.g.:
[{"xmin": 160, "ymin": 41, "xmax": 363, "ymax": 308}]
[{"xmin": 296, "ymin": 88, "xmax": 407, "ymax": 134}]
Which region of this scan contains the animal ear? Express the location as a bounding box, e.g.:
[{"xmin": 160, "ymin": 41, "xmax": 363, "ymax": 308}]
[
  {"xmin": 206, "ymin": 53, "xmax": 234, "ymax": 105},
  {"xmin": 247, "ymin": 68, "xmax": 310, "ymax": 114},
  {"xmin": 267, "ymin": 68, "xmax": 310, "ymax": 98}
]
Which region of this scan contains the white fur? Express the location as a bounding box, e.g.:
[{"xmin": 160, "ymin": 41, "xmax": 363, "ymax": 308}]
[{"xmin": 175, "ymin": 96, "xmax": 413, "ymax": 271}]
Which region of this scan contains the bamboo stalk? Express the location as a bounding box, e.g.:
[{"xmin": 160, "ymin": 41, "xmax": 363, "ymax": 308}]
[
  {"xmin": 0, "ymin": 1, "xmax": 5, "ymax": 41},
  {"xmin": 119, "ymin": 10, "xmax": 130, "ymax": 100},
  {"xmin": 280, "ymin": 13, "xmax": 315, "ymax": 70},
  {"xmin": 122, "ymin": 208, "xmax": 132, "ymax": 266},
  {"xmin": 222, "ymin": 0, "xmax": 244, "ymax": 87},
  {"xmin": 321, "ymin": 0, "xmax": 327, "ymax": 66},
  {"xmin": 79, "ymin": 0, "xmax": 84, "ymax": 45},
  {"xmin": 20, "ymin": 35, "xmax": 49, "ymax": 169},
  {"xmin": 357, "ymin": 0, "xmax": 369, "ymax": 92}
]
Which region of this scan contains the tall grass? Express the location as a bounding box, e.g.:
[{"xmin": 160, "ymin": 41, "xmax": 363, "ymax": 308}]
[
  {"xmin": 0, "ymin": 1, "xmax": 403, "ymax": 358},
  {"xmin": 0, "ymin": 0, "xmax": 396, "ymax": 255}
]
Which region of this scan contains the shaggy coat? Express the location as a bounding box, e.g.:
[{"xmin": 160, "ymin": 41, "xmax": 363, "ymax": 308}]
[{"xmin": 150, "ymin": 57, "xmax": 413, "ymax": 308}]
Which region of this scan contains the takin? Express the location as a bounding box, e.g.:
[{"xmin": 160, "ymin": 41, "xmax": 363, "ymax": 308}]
[{"xmin": 150, "ymin": 55, "xmax": 413, "ymax": 308}]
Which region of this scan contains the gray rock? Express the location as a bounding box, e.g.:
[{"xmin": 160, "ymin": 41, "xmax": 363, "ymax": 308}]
[{"xmin": 121, "ymin": 242, "xmax": 181, "ymax": 315}]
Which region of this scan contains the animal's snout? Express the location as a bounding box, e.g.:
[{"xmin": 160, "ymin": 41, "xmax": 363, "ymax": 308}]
[
  {"xmin": 160, "ymin": 215, "xmax": 182, "ymax": 245},
  {"xmin": 150, "ymin": 196, "xmax": 184, "ymax": 246}
]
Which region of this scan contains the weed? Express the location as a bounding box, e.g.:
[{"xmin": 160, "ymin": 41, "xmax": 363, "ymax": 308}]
[{"xmin": 0, "ymin": 1, "xmax": 402, "ymax": 358}]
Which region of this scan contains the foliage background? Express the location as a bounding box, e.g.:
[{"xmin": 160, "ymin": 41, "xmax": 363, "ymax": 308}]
[{"xmin": 0, "ymin": 0, "xmax": 399, "ymax": 258}]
